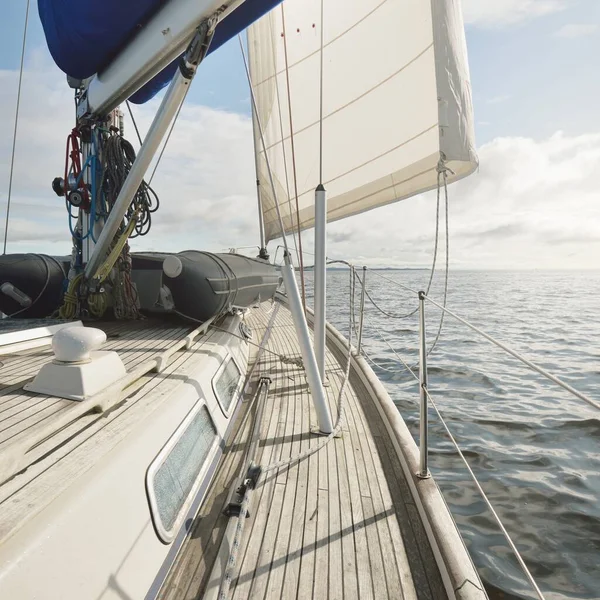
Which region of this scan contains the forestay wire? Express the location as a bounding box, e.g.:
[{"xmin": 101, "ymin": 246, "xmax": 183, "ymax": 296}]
[
  {"xmin": 238, "ymin": 35, "xmax": 291, "ymax": 255},
  {"xmin": 4, "ymin": 0, "xmax": 31, "ymax": 254}
]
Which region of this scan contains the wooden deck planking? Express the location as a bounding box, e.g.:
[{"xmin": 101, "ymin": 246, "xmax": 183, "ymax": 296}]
[
  {"xmin": 330, "ymin": 343, "xmax": 448, "ymax": 600},
  {"xmin": 159, "ymin": 301, "xmax": 447, "ymax": 600}
]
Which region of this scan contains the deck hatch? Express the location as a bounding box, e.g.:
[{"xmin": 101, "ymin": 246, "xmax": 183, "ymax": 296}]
[
  {"xmin": 212, "ymin": 355, "xmax": 242, "ymax": 416},
  {"xmin": 148, "ymin": 403, "xmax": 217, "ymax": 542}
]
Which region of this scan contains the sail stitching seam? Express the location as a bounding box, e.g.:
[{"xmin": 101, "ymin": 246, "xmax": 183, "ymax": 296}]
[
  {"xmin": 261, "ymin": 143, "xmax": 437, "ymax": 219},
  {"xmin": 253, "ymin": 0, "xmax": 391, "ymax": 87},
  {"xmin": 258, "ymin": 43, "xmax": 435, "ymax": 154}
]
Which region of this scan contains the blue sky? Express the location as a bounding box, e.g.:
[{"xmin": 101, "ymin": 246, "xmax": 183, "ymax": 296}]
[
  {"xmin": 4, "ymin": 0, "xmax": 598, "ymax": 141},
  {"xmin": 0, "ymin": 0, "xmax": 599, "ymax": 268}
]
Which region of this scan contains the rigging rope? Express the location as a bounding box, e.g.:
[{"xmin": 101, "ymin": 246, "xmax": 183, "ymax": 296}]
[
  {"xmin": 238, "ymin": 36, "xmax": 291, "ymax": 257},
  {"xmin": 100, "ymin": 133, "xmax": 159, "ymax": 238},
  {"xmin": 59, "ymin": 127, "xmax": 155, "ymax": 319},
  {"xmin": 125, "ymin": 101, "xmax": 144, "ymax": 147},
  {"xmin": 3, "ymin": 0, "xmax": 31, "ymax": 255},
  {"xmin": 280, "ymin": 4, "xmax": 307, "ymax": 307},
  {"xmin": 426, "ymin": 168, "xmax": 450, "ymax": 357},
  {"xmin": 354, "ymin": 168, "xmax": 450, "ymax": 359},
  {"xmin": 264, "ymin": 24, "xmax": 301, "ymax": 268}
]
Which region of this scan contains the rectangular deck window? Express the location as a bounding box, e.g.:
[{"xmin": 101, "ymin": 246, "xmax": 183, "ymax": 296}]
[
  {"xmin": 148, "ymin": 404, "xmax": 217, "ymax": 541},
  {"xmin": 213, "ymin": 356, "xmax": 242, "ymax": 415}
]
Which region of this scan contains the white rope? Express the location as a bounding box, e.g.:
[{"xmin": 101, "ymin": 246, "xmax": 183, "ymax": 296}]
[
  {"xmin": 426, "ymin": 168, "xmax": 450, "ymax": 357},
  {"xmin": 4, "ymin": 0, "xmax": 31, "ymax": 254},
  {"xmin": 366, "ymin": 166, "xmax": 449, "ymax": 325},
  {"xmin": 355, "ymin": 169, "xmax": 450, "ymax": 360}
]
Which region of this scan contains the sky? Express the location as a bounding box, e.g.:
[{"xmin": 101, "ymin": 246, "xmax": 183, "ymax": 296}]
[{"xmin": 0, "ymin": 0, "xmax": 599, "ymax": 269}]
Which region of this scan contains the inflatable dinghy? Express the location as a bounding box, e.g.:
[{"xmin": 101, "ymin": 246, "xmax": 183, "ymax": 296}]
[{"xmin": 0, "ymin": 252, "xmax": 280, "ymax": 322}]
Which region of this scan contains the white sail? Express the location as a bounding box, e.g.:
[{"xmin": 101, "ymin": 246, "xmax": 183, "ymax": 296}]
[{"xmin": 248, "ymin": 0, "xmax": 477, "ymax": 243}]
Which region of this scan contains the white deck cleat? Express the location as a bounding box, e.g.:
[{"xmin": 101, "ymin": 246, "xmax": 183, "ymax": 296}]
[{"xmin": 25, "ymin": 326, "xmax": 126, "ymax": 401}]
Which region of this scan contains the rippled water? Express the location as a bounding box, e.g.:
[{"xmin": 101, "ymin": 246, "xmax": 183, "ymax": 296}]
[{"xmin": 303, "ymin": 269, "xmax": 600, "ymax": 600}]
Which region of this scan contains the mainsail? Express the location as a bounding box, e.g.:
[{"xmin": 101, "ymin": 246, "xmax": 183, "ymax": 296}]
[{"xmin": 248, "ymin": 0, "xmax": 478, "ymax": 242}]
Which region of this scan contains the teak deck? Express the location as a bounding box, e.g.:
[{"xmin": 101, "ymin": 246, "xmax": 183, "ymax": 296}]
[{"xmin": 160, "ymin": 301, "xmax": 447, "ymax": 600}]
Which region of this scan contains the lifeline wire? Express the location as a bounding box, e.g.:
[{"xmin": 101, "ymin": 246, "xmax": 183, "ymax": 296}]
[{"xmin": 359, "ymin": 322, "xmax": 546, "ymax": 598}]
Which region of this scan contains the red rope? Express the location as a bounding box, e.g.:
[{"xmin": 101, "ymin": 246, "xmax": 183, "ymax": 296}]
[{"xmin": 64, "ymin": 128, "xmax": 89, "ymax": 209}]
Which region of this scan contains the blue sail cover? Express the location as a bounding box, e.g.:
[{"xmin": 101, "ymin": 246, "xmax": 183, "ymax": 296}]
[{"xmin": 38, "ymin": 0, "xmax": 282, "ymax": 104}]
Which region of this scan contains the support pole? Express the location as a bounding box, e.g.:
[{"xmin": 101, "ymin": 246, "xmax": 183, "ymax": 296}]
[
  {"xmin": 84, "ymin": 21, "xmax": 214, "ymax": 281},
  {"xmin": 281, "ymin": 255, "xmax": 333, "ymax": 434},
  {"xmin": 418, "ymin": 291, "xmax": 430, "ymax": 479},
  {"xmin": 357, "ymin": 266, "xmax": 367, "ymax": 355},
  {"xmin": 84, "ymin": 70, "xmax": 189, "ymax": 280},
  {"xmin": 314, "ymin": 184, "xmax": 327, "ymax": 381}
]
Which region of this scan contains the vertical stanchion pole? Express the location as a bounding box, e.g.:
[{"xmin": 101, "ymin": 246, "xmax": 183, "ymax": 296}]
[
  {"xmin": 314, "ymin": 184, "xmax": 327, "ymax": 382},
  {"xmin": 418, "ymin": 291, "xmax": 430, "ymax": 479},
  {"xmin": 357, "ymin": 266, "xmax": 367, "ymax": 355}
]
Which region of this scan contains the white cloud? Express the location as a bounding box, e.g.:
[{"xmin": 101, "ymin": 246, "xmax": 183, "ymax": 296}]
[
  {"xmin": 487, "ymin": 95, "xmax": 512, "ymax": 105},
  {"xmin": 554, "ymin": 24, "xmax": 599, "ymax": 38},
  {"xmin": 0, "ymin": 52, "xmax": 261, "ymax": 256},
  {"xmin": 316, "ymin": 131, "xmax": 600, "ymax": 270},
  {"xmin": 461, "ymin": 0, "xmax": 568, "ymax": 27},
  {"xmin": 1, "ymin": 52, "xmax": 598, "ymax": 271}
]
